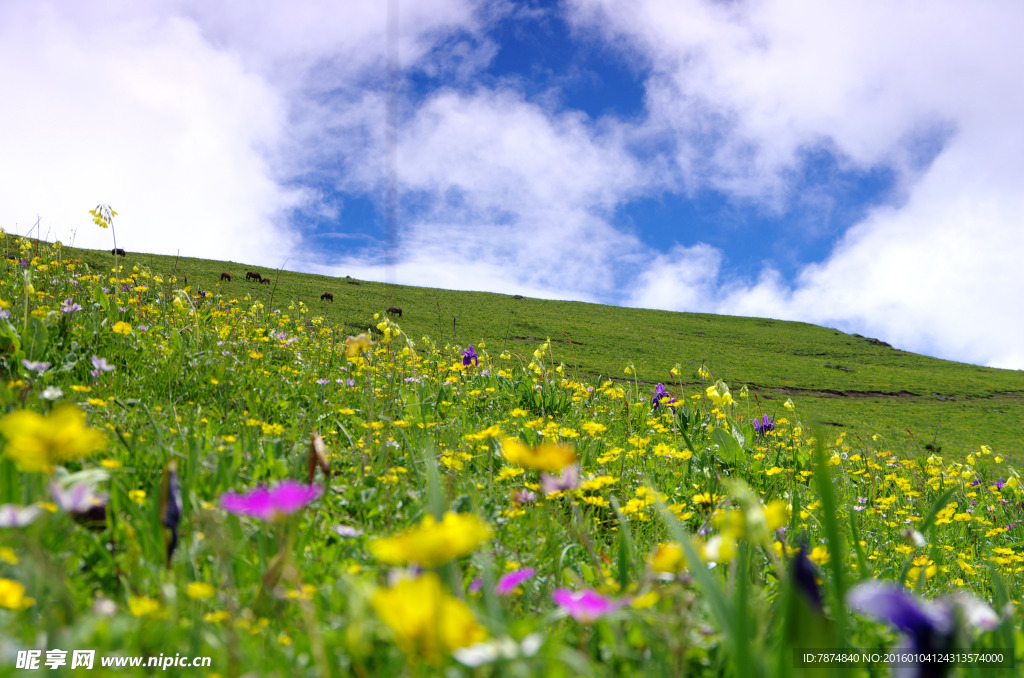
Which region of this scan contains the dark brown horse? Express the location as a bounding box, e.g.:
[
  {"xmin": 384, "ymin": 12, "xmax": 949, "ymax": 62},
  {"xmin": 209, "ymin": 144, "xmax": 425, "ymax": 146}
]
[
  {"xmin": 245, "ymin": 271, "xmax": 261, "ymax": 282},
  {"xmin": 220, "ymin": 272, "xmax": 231, "ymax": 282},
  {"xmin": 111, "ymin": 248, "xmax": 126, "ymax": 257},
  {"xmin": 321, "ymin": 292, "xmax": 334, "ymax": 302},
  {"xmin": 386, "ymin": 306, "xmax": 402, "ymax": 318},
  {"xmin": 260, "ymin": 277, "xmax": 270, "ymax": 285}
]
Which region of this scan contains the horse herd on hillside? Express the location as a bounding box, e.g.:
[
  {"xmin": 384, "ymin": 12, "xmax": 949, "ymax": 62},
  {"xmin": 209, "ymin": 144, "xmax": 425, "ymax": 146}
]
[
  {"xmin": 214, "ymin": 268, "xmax": 402, "ymax": 316},
  {"xmin": 97, "ymin": 250, "xmax": 527, "ymax": 316}
]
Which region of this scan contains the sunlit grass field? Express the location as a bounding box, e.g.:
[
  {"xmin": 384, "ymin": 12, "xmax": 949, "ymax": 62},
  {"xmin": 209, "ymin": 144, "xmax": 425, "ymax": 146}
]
[
  {"xmin": 62, "ymin": 239, "xmax": 1024, "ymax": 460},
  {"xmin": 1, "ymin": 231, "xmax": 1023, "ymax": 676}
]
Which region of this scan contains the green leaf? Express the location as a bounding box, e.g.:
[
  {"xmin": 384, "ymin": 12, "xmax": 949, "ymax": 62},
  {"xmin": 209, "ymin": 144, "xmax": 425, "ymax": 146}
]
[
  {"xmin": 20, "ymin": 315, "xmax": 48, "ymax": 361},
  {"xmin": 712, "ymin": 427, "xmax": 745, "ymax": 465}
]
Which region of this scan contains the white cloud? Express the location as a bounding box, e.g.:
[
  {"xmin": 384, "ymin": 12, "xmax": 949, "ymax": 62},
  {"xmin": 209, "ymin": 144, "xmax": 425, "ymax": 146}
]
[
  {"xmin": 307, "ymin": 88, "xmax": 655, "ymax": 298},
  {"xmin": 626, "ymin": 244, "xmax": 722, "ymax": 311},
  {"xmin": 0, "ymin": 0, "xmax": 490, "ymax": 267},
  {"xmin": 0, "ymin": 1, "xmax": 302, "ymax": 264},
  {"xmin": 570, "ymin": 0, "xmax": 1024, "ymax": 368}
]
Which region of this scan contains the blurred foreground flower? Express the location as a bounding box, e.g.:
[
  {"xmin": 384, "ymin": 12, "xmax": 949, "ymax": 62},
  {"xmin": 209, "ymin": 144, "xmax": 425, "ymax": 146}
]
[
  {"xmin": 50, "ymin": 479, "xmax": 108, "ymax": 528},
  {"xmin": 369, "ymin": 512, "xmax": 491, "ymax": 567},
  {"xmin": 344, "ymin": 333, "xmax": 373, "ymax": 359},
  {"xmin": 541, "ymin": 464, "xmax": 580, "ymax": 494},
  {"xmin": 0, "ymin": 504, "xmax": 42, "ymax": 528},
  {"xmin": 848, "ymin": 581, "xmax": 1000, "ymax": 678},
  {"xmin": 160, "ymin": 461, "xmax": 183, "ymax": 566},
  {"xmin": 495, "ymin": 567, "xmax": 536, "ymax": 595},
  {"xmin": 306, "ymin": 432, "xmax": 330, "ymax": 484},
  {"xmin": 454, "ymin": 634, "xmax": 543, "ymax": 668},
  {"xmin": 372, "ymin": 573, "xmax": 487, "ymax": 663},
  {"xmin": 552, "ymin": 588, "xmax": 621, "ymax": 623},
  {"xmin": 0, "ymin": 405, "xmax": 107, "ymax": 472},
  {"xmin": 0, "ymin": 578, "xmax": 35, "ymax": 610},
  {"xmin": 221, "ymin": 481, "xmax": 321, "ymax": 522},
  {"xmin": 501, "ymin": 437, "xmax": 576, "ymax": 472}
]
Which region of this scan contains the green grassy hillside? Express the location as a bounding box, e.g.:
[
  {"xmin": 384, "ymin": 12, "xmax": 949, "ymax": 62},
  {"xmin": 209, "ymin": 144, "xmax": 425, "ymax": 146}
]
[{"xmin": 53, "ymin": 242, "xmax": 1024, "ymax": 460}]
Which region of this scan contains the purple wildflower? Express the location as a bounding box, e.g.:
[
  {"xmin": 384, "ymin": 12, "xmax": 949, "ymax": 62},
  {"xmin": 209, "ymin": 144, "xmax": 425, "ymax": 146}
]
[
  {"xmin": 552, "ymin": 588, "xmax": 621, "ymax": 623},
  {"xmin": 462, "ymin": 345, "xmax": 479, "ymax": 366},
  {"xmin": 160, "ymin": 461, "xmax": 183, "ymax": 566},
  {"xmin": 316, "ymin": 378, "xmax": 330, "ymax": 385},
  {"xmin": 651, "ymin": 383, "xmax": 676, "ymax": 412},
  {"xmin": 0, "ymin": 504, "xmax": 43, "ymax": 528},
  {"xmin": 50, "ymin": 480, "xmax": 108, "ymax": 528},
  {"xmin": 496, "ymin": 567, "xmax": 536, "ymax": 595},
  {"xmin": 791, "ymin": 545, "xmax": 824, "ymax": 611},
  {"xmin": 60, "ymin": 298, "xmax": 82, "ymax": 313},
  {"xmin": 220, "ymin": 481, "xmax": 321, "ymax": 521},
  {"xmin": 541, "ymin": 464, "xmax": 581, "ymax": 495},
  {"xmin": 91, "ymin": 355, "xmax": 115, "ymax": 379},
  {"xmin": 848, "ymin": 581, "xmax": 1000, "ymax": 677},
  {"xmin": 511, "ymin": 488, "xmax": 537, "ymax": 505},
  {"xmin": 21, "ymin": 359, "xmax": 50, "ymax": 373},
  {"xmin": 753, "ymin": 414, "xmax": 775, "ymax": 436}
]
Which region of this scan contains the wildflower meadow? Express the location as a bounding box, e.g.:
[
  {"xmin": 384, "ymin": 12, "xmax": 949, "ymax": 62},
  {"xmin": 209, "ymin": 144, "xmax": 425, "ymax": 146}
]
[{"xmin": 1, "ymin": 224, "xmax": 1022, "ymax": 676}]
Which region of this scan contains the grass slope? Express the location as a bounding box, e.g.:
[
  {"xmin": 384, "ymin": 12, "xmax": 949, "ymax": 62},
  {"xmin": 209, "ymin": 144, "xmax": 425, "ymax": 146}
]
[{"xmin": 60, "ymin": 243, "xmax": 1024, "ymax": 460}]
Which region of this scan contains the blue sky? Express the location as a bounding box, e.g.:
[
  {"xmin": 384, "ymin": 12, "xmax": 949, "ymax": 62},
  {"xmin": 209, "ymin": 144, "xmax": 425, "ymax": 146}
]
[{"xmin": 2, "ymin": 0, "xmax": 1023, "ymax": 370}]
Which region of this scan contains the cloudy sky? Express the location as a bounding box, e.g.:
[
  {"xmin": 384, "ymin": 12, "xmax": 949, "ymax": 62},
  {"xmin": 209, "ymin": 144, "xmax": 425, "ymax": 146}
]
[{"xmin": 3, "ymin": 0, "xmax": 1023, "ymax": 370}]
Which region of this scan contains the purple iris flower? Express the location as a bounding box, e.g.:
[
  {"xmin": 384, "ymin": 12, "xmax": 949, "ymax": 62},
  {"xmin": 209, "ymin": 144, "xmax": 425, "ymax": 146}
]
[
  {"xmin": 60, "ymin": 298, "xmax": 82, "ymax": 314},
  {"xmin": 651, "ymin": 383, "xmax": 676, "ymax": 412},
  {"xmin": 495, "ymin": 567, "xmax": 536, "ymax": 595},
  {"xmin": 220, "ymin": 481, "xmax": 321, "ymax": 521},
  {"xmin": 791, "ymin": 545, "xmax": 823, "ymax": 611},
  {"xmin": 848, "ymin": 581, "xmax": 1000, "ymax": 678},
  {"xmin": 753, "ymin": 414, "xmax": 775, "ymax": 436},
  {"xmin": 462, "ymin": 345, "xmax": 479, "ymax": 366}
]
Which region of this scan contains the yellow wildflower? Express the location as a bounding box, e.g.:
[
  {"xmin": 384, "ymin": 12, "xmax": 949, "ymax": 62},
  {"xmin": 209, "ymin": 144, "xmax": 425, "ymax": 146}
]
[
  {"xmin": 0, "ymin": 579, "xmax": 34, "ymax": 609},
  {"xmin": 651, "ymin": 544, "xmax": 685, "ymax": 573},
  {"xmin": 0, "ymin": 405, "xmax": 107, "ymax": 472},
  {"xmin": 186, "ymin": 582, "xmax": 216, "ymax": 601},
  {"xmin": 369, "ymin": 512, "xmax": 492, "ymax": 567},
  {"xmin": 345, "ymin": 333, "xmax": 373, "ymax": 359},
  {"xmin": 372, "ymin": 573, "xmax": 487, "ymax": 662},
  {"xmin": 128, "ymin": 596, "xmax": 162, "ymax": 618},
  {"xmin": 500, "ymin": 437, "xmax": 576, "ymax": 472}
]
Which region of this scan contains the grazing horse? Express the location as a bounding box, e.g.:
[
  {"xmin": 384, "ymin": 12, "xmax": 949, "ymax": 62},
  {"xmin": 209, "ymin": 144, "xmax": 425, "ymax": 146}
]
[
  {"xmin": 386, "ymin": 306, "xmax": 402, "ymax": 318},
  {"xmin": 320, "ymin": 292, "xmax": 334, "ymax": 302},
  {"xmin": 111, "ymin": 248, "xmax": 126, "ymax": 257},
  {"xmin": 260, "ymin": 277, "xmax": 270, "ymax": 285},
  {"xmin": 220, "ymin": 272, "xmax": 231, "ymax": 282},
  {"xmin": 245, "ymin": 271, "xmax": 261, "ymax": 282},
  {"xmin": 512, "ymin": 295, "xmax": 523, "ymax": 300}
]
